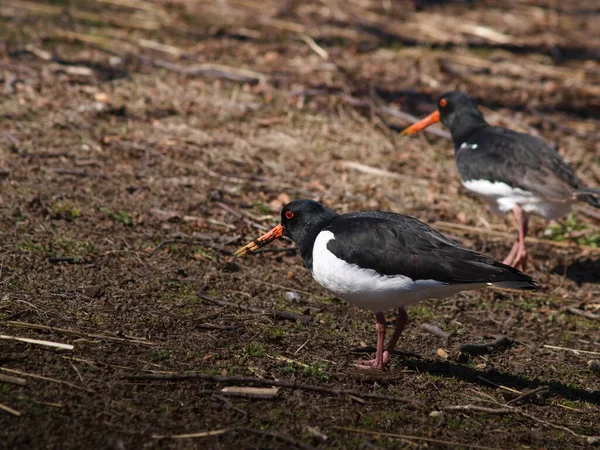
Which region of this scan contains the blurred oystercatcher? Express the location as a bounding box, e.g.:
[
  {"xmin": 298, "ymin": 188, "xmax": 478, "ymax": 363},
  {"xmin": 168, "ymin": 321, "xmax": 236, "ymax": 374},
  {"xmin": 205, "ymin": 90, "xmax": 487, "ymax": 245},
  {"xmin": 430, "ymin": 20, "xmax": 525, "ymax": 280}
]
[
  {"xmin": 401, "ymin": 91, "xmax": 600, "ymax": 269},
  {"xmin": 234, "ymin": 199, "xmax": 537, "ymax": 370}
]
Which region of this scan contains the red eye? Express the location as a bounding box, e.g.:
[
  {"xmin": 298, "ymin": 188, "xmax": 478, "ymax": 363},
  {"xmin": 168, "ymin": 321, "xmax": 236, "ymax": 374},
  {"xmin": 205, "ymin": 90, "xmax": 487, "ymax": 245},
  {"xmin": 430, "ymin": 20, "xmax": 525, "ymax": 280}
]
[
  {"xmin": 285, "ymin": 211, "xmax": 294, "ymax": 219},
  {"xmin": 439, "ymin": 98, "xmax": 448, "ymax": 107}
]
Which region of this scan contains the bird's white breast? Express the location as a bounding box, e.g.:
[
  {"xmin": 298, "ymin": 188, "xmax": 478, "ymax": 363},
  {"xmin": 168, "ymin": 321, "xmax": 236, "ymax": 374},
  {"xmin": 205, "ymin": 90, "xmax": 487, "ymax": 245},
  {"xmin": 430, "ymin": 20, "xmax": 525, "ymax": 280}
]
[
  {"xmin": 462, "ymin": 179, "xmax": 572, "ymax": 219},
  {"xmin": 310, "ymin": 230, "xmax": 484, "ymax": 311}
]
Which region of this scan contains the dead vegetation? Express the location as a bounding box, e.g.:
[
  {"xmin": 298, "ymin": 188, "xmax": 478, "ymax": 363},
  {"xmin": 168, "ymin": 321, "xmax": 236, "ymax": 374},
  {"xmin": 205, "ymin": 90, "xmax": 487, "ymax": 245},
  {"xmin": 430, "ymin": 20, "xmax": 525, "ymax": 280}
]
[{"xmin": 0, "ymin": 0, "xmax": 599, "ymax": 449}]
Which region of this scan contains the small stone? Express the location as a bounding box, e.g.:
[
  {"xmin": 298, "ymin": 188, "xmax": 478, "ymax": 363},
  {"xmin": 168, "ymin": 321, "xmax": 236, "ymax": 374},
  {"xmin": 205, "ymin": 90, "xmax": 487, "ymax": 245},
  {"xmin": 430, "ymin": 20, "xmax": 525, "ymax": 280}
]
[
  {"xmin": 284, "ymin": 291, "xmax": 301, "ymax": 303},
  {"xmin": 437, "ymin": 348, "xmax": 449, "ymax": 360},
  {"xmin": 588, "ymin": 360, "xmax": 600, "ymax": 373},
  {"xmin": 429, "ymin": 410, "xmax": 443, "ymax": 417}
]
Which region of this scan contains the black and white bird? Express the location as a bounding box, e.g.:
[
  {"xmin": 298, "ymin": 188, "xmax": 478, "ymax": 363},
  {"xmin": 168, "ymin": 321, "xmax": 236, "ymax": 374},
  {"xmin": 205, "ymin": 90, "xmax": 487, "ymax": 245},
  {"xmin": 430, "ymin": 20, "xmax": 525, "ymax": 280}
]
[
  {"xmin": 234, "ymin": 199, "xmax": 537, "ymax": 370},
  {"xmin": 401, "ymin": 91, "xmax": 600, "ymax": 269}
]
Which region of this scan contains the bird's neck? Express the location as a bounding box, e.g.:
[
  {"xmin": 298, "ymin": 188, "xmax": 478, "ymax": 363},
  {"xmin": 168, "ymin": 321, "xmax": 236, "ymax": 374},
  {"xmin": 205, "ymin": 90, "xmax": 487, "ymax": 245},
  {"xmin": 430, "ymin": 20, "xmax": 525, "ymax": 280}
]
[
  {"xmin": 295, "ymin": 214, "xmax": 337, "ymax": 271},
  {"xmin": 449, "ymin": 112, "xmax": 488, "ymax": 148}
]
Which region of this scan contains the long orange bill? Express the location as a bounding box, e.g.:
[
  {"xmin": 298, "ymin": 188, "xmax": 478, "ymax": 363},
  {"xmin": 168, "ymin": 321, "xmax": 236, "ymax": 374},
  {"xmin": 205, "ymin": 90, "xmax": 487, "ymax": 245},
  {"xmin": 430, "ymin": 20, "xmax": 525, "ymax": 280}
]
[
  {"xmin": 234, "ymin": 224, "xmax": 284, "ymax": 257},
  {"xmin": 400, "ymin": 110, "xmax": 440, "ymax": 136}
]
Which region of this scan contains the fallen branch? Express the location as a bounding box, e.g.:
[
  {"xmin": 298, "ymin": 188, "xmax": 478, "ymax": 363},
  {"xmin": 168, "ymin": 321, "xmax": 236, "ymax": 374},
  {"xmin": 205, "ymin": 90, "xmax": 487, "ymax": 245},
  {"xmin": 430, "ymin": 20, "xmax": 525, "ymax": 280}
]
[
  {"xmin": 123, "ymin": 373, "xmax": 425, "ymax": 409},
  {"xmin": 7, "ymin": 321, "xmax": 156, "ymax": 346},
  {"xmin": 421, "ymin": 323, "xmax": 452, "ymax": 340},
  {"xmin": 456, "ymin": 335, "xmax": 512, "ymax": 356},
  {"xmin": 566, "ymin": 307, "xmax": 600, "ymax": 321},
  {"xmin": 197, "ymin": 293, "xmax": 313, "ymax": 325}
]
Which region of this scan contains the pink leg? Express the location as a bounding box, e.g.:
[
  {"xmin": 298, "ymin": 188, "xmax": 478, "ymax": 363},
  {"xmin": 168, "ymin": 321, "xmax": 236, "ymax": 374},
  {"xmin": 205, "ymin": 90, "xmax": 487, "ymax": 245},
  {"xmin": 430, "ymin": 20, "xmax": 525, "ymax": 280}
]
[
  {"xmin": 354, "ymin": 311, "xmax": 387, "ymax": 369},
  {"xmin": 503, "ymin": 205, "xmax": 529, "ymax": 270},
  {"xmin": 382, "ymin": 307, "xmax": 409, "ymax": 365},
  {"xmin": 512, "ymin": 205, "xmax": 529, "ymax": 271},
  {"xmin": 502, "ymin": 241, "xmax": 519, "ymax": 266},
  {"xmin": 354, "ymin": 308, "xmax": 409, "ymax": 370}
]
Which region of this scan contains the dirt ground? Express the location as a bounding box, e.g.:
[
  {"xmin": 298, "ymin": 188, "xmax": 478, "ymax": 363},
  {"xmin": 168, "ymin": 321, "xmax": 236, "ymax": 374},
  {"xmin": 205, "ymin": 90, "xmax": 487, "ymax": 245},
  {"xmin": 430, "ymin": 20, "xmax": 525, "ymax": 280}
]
[{"xmin": 1, "ymin": 1, "xmax": 600, "ymax": 449}]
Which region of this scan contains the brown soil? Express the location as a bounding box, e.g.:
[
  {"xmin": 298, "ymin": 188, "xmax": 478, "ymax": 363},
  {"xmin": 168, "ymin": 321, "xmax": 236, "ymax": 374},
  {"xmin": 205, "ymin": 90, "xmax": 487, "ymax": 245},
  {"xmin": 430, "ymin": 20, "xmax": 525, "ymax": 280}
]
[{"xmin": 1, "ymin": 1, "xmax": 599, "ymax": 449}]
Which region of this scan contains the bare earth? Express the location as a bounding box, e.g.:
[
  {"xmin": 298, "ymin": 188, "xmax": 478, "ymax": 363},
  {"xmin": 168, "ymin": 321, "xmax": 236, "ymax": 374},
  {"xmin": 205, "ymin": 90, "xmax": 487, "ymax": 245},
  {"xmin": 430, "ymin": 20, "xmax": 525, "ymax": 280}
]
[{"xmin": 1, "ymin": 1, "xmax": 599, "ymax": 449}]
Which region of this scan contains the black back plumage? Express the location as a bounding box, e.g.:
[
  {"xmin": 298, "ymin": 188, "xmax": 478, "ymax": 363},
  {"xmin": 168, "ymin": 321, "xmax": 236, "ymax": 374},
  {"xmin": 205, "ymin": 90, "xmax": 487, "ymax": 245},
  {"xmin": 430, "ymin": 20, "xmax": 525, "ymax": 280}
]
[{"xmin": 322, "ymin": 211, "xmax": 536, "ymax": 287}]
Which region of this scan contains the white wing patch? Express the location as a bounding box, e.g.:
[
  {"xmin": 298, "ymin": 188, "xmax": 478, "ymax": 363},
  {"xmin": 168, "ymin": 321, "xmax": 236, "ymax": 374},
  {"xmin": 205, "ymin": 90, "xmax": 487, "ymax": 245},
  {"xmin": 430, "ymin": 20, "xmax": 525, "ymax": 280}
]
[{"xmin": 311, "ymin": 230, "xmax": 485, "ymax": 311}]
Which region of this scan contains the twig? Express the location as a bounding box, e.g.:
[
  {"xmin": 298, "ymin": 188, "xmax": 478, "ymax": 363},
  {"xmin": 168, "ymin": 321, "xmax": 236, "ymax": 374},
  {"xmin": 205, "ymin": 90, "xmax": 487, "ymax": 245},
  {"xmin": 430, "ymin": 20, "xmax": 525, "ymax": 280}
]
[
  {"xmin": 0, "ymin": 334, "xmax": 74, "ymax": 350},
  {"xmin": 476, "ymin": 376, "xmax": 522, "ymax": 394},
  {"xmin": 220, "ymin": 386, "xmax": 279, "ymax": 399},
  {"xmin": 456, "ymin": 335, "xmax": 512, "ymax": 356},
  {"xmin": 0, "ymin": 374, "xmax": 26, "ymax": 386},
  {"xmin": 333, "ymin": 426, "xmax": 500, "ymax": 450},
  {"xmin": 299, "ymin": 33, "xmax": 329, "ymax": 59},
  {"xmin": 123, "ymin": 373, "xmax": 425, "ymax": 409},
  {"xmin": 506, "ymin": 386, "xmax": 548, "ymax": 405},
  {"xmin": 566, "ymin": 307, "xmax": 600, "ymax": 321},
  {"xmin": 0, "ymin": 367, "xmax": 93, "ymax": 393},
  {"xmin": 211, "ymin": 394, "xmax": 248, "ymax": 418},
  {"xmin": 152, "ymin": 428, "xmax": 230, "ymax": 439},
  {"xmin": 543, "ymin": 345, "xmax": 600, "ymax": 357},
  {"xmin": 197, "ymin": 293, "xmax": 313, "ymax": 324},
  {"xmin": 7, "ymin": 321, "xmax": 157, "ymax": 346},
  {"xmin": 443, "ymin": 404, "xmax": 513, "ymax": 415},
  {"xmin": 421, "ymin": 323, "xmax": 451, "ymax": 340},
  {"xmin": 0, "ymin": 403, "xmax": 21, "ymax": 417}
]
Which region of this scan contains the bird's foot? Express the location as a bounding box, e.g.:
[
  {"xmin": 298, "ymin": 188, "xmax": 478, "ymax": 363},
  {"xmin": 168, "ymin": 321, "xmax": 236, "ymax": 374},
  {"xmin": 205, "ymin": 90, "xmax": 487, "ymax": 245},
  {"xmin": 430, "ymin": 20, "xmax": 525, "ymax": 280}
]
[
  {"xmin": 353, "ymin": 351, "xmax": 391, "ymax": 370},
  {"xmin": 513, "ymin": 246, "xmax": 528, "ymax": 271}
]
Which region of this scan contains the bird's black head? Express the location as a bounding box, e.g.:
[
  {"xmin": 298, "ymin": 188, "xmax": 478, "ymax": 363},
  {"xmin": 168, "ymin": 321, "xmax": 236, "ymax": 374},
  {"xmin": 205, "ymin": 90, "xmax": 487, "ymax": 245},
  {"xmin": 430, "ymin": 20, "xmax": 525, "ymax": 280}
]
[
  {"xmin": 437, "ymin": 91, "xmax": 484, "ymax": 128},
  {"xmin": 281, "ymin": 200, "xmax": 337, "ymax": 248},
  {"xmin": 437, "ymin": 91, "xmax": 488, "ymax": 145},
  {"xmin": 234, "ymin": 199, "xmax": 337, "ymax": 258},
  {"xmin": 401, "ymin": 90, "xmax": 488, "ymax": 147}
]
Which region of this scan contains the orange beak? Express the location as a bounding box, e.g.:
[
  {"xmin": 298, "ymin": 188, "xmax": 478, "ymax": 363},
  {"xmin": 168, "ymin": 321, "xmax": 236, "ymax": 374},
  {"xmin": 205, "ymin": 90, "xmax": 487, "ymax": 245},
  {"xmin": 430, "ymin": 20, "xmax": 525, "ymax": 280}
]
[
  {"xmin": 234, "ymin": 224, "xmax": 284, "ymax": 257},
  {"xmin": 400, "ymin": 110, "xmax": 440, "ymax": 136}
]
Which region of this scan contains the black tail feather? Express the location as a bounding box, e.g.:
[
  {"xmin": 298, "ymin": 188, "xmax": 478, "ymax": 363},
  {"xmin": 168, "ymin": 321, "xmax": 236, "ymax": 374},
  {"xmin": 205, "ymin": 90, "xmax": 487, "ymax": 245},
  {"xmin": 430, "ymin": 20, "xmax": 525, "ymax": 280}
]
[{"xmin": 575, "ymin": 187, "xmax": 600, "ymax": 208}]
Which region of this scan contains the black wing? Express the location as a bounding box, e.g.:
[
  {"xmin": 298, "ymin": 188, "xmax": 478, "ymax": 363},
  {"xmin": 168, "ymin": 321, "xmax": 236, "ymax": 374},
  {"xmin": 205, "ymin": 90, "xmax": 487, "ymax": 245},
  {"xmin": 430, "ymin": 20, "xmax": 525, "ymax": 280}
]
[
  {"xmin": 457, "ymin": 127, "xmax": 583, "ymax": 202},
  {"xmin": 324, "ymin": 212, "xmax": 534, "ymax": 286}
]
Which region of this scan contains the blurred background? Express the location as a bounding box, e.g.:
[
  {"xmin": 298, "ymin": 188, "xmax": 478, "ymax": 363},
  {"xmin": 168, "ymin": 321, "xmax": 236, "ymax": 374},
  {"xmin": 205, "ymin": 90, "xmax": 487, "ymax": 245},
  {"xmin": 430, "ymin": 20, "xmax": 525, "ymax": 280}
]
[{"xmin": 1, "ymin": 1, "xmax": 599, "ymax": 449}]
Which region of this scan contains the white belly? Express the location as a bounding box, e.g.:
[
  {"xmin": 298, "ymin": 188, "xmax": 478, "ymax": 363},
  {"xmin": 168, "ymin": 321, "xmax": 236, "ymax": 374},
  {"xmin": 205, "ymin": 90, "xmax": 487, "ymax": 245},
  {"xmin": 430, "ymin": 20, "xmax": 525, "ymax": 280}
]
[
  {"xmin": 462, "ymin": 179, "xmax": 572, "ymax": 220},
  {"xmin": 310, "ymin": 230, "xmax": 486, "ymax": 311}
]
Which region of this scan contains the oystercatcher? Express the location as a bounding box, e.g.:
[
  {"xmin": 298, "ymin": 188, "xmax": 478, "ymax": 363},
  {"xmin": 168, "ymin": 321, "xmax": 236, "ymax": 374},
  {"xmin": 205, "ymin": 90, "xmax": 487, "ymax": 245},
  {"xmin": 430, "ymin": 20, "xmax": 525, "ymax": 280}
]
[
  {"xmin": 234, "ymin": 199, "xmax": 537, "ymax": 370},
  {"xmin": 401, "ymin": 91, "xmax": 600, "ymax": 269}
]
